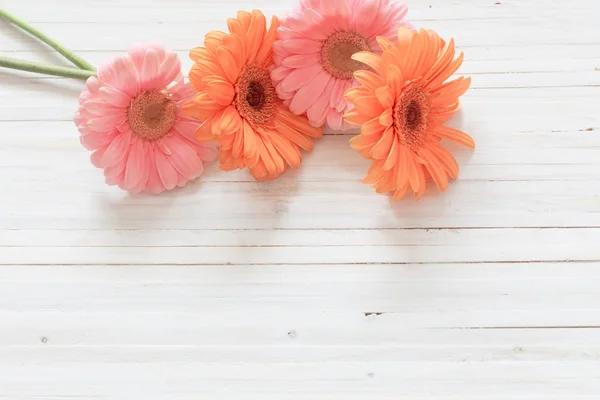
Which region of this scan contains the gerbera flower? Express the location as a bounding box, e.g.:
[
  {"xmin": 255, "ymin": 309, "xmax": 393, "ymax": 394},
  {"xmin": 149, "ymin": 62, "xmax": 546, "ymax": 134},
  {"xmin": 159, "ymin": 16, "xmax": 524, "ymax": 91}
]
[
  {"xmin": 271, "ymin": 0, "xmax": 413, "ymax": 130},
  {"xmin": 344, "ymin": 28, "xmax": 475, "ymax": 199},
  {"xmin": 74, "ymin": 44, "xmax": 217, "ymax": 194},
  {"xmin": 184, "ymin": 10, "xmax": 323, "ymax": 181}
]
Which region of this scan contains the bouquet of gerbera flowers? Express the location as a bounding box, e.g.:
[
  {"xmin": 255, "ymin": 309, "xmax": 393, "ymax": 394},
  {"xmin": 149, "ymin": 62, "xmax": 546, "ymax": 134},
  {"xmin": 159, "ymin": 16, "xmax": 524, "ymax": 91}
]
[{"xmin": 0, "ymin": 1, "xmax": 474, "ymax": 200}]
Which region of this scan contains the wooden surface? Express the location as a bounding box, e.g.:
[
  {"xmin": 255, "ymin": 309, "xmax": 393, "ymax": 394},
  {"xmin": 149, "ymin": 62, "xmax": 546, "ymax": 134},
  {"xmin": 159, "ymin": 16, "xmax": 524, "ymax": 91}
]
[{"xmin": 1, "ymin": 0, "xmax": 600, "ymax": 398}]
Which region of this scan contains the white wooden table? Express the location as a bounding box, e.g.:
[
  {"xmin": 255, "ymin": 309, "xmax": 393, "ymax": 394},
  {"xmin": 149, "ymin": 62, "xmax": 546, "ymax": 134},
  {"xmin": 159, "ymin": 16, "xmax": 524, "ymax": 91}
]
[{"xmin": 1, "ymin": 0, "xmax": 599, "ymax": 398}]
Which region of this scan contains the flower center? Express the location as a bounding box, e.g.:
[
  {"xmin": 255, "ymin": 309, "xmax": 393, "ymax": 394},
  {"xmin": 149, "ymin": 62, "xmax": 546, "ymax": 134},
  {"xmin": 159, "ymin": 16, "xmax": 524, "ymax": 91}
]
[
  {"xmin": 246, "ymin": 81, "xmax": 266, "ymax": 110},
  {"xmin": 321, "ymin": 31, "xmax": 370, "ymax": 80},
  {"xmin": 405, "ymin": 101, "xmax": 421, "ymax": 130},
  {"xmin": 127, "ymin": 90, "xmax": 177, "ymax": 141},
  {"xmin": 235, "ymin": 65, "xmax": 277, "ymax": 127},
  {"xmin": 393, "ymin": 87, "xmax": 430, "ymax": 147}
]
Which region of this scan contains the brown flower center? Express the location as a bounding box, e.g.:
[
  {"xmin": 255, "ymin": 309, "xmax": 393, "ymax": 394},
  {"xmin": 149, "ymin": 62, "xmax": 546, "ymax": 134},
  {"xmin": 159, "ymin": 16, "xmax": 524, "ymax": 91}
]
[
  {"xmin": 235, "ymin": 65, "xmax": 277, "ymax": 127},
  {"xmin": 246, "ymin": 81, "xmax": 266, "ymax": 110},
  {"xmin": 393, "ymin": 87, "xmax": 430, "ymax": 147},
  {"xmin": 321, "ymin": 31, "xmax": 370, "ymax": 80},
  {"xmin": 127, "ymin": 90, "xmax": 177, "ymax": 141}
]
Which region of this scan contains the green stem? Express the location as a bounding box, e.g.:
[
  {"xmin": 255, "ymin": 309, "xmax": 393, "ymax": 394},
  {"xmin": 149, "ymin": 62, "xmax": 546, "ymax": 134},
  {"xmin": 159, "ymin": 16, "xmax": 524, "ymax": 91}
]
[
  {"xmin": 0, "ymin": 56, "xmax": 96, "ymax": 80},
  {"xmin": 0, "ymin": 8, "xmax": 96, "ymax": 71}
]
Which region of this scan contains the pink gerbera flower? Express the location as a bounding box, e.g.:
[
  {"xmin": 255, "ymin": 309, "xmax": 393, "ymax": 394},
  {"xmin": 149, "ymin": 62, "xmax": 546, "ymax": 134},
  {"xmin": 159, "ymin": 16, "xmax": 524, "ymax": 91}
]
[
  {"xmin": 74, "ymin": 44, "xmax": 217, "ymax": 194},
  {"xmin": 272, "ymin": 0, "xmax": 413, "ymax": 130}
]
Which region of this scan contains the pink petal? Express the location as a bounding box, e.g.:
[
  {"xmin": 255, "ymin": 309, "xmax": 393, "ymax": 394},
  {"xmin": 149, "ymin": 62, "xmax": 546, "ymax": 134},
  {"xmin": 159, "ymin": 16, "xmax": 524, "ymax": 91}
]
[
  {"xmin": 98, "ymin": 86, "xmax": 132, "ymax": 108},
  {"xmin": 80, "ymin": 130, "xmax": 118, "ymax": 151},
  {"xmin": 271, "ymin": 66, "xmax": 293, "ymax": 83},
  {"xmin": 282, "ymin": 39, "xmax": 321, "ymax": 54},
  {"xmin": 273, "ymin": 40, "xmax": 293, "ymax": 57},
  {"xmin": 145, "ymin": 146, "xmax": 166, "ymax": 195},
  {"xmin": 131, "ymin": 147, "xmax": 150, "ymax": 193},
  {"xmin": 163, "ymin": 135, "xmax": 204, "ymax": 180},
  {"xmin": 90, "ymin": 147, "xmax": 107, "ymax": 168},
  {"xmin": 84, "ymin": 100, "xmax": 126, "ymax": 116},
  {"xmin": 282, "ymin": 54, "xmax": 320, "ymax": 68},
  {"xmin": 87, "ymin": 113, "xmax": 127, "ymax": 132},
  {"xmin": 113, "ymin": 56, "xmax": 140, "ymax": 97},
  {"xmin": 307, "ymin": 78, "xmax": 336, "ymax": 126},
  {"xmin": 355, "ymin": 0, "xmax": 381, "ymax": 35},
  {"xmin": 280, "ymin": 64, "xmax": 323, "ymax": 93},
  {"xmin": 124, "ymin": 141, "xmax": 146, "ymax": 191},
  {"xmin": 289, "ymin": 69, "xmax": 331, "ymax": 115},
  {"xmin": 100, "ymin": 131, "xmax": 132, "ymax": 167},
  {"xmin": 156, "ymin": 51, "xmax": 181, "ymax": 88},
  {"xmin": 154, "ymin": 149, "xmax": 178, "ymax": 190},
  {"xmin": 141, "ymin": 48, "xmax": 160, "ymax": 88},
  {"xmin": 327, "ymin": 110, "xmax": 344, "ymax": 131},
  {"xmin": 104, "ymin": 155, "xmax": 126, "ymax": 179}
]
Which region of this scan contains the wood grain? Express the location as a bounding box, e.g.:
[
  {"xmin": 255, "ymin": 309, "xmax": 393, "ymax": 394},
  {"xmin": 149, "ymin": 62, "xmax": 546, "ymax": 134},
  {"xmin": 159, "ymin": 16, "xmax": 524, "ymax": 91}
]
[{"xmin": 1, "ymin": 0, "xmax": 600, "ymax": 398}]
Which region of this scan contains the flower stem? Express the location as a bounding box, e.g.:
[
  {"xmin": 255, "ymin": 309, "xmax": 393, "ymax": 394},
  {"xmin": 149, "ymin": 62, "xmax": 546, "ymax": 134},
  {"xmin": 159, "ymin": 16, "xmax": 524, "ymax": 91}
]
[
  {"xmin": 0, "ymin": 8, "xmax": 96, "ymax": 72},
  {"xmin": 0, "ymin": 56, "xmax": 96, "ymax": 80}
]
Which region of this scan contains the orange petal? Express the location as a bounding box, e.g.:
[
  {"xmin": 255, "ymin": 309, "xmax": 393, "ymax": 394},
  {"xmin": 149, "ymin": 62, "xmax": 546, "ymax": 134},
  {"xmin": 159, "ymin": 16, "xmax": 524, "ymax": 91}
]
[
  {"xmin": 353, "ymin": 96, "xmax": 385, "ymax": 119},
  {"xmin": 406, "ymin": 151, "xmax": 420, "ymax": 194},
  {"xmin": 363, "ymin": 159, "xmax": 386, "ymax": 185},
  {"xmin": 419, "ymin": 147, "xmax": 448, "ymax": 192},
  {"xmin": 415, "ymin": 162, "xmax": 427, "ymax": 199},
  {"xmin": 362, "ymin": 117, "xmax": 387, "ymax": 136},
  {"xmin": 344, "ymin": 86, "xmax": 372, "ymax": 103},
  {"xmin": 232, "ymin": 125, "xmax": 244, "ymax": 158},
  {"xmin": 386, "ymin": 64, "xmax": 404, "ymax": 96},
  {"xmin": 267, "ymin": 130, "xmax": 302, "ymax": 169},
  {"xmin": 402, "ymin": 30, "xmax": 423, "ymax": 80},
  {"xmin": 433, "ymin": 125, "xmax": 475, "ymax": 148},
  {"xmin": 256, "ymin": 16, "xmax": 280, "ymax": 63},
  {"xmin": 204, "ymin": 31, "xmax": 226, "ymax": 54},
  {"xmin": 246, "ymin": 11, "xmax": 266, "ymax": 63},
  {"xmin": 344, "ymin": 108, "xmax": 372, "ymax": 126},
  {"xmin": 383, "ymin": 136, "xmax": 399, "ymax": 170},
  {"xmin": 429, "ymin": 143, "xmax": 459, "ymax": 180},
  {"xmin": 278, "ymin": 107, "xmax": 323, "ymax": 138},
  {"xmin": 370, "ymin": 126, "xmax": 394, "ymax": 160},
  {"xmin": 219, "ymin": 105, "xmax": 242, "ymax": 136},
  {"xmin": 248, "ymin": 158, "xmax": 271, "ymax": 181},
  {"xmin": 431, "ymin": 76, "xmax": 472, "ymax": 105},
  {"xmin": 353, "ymin": 70, "xmax": 385, "ymax": 92},
  {"xmin": 274, "ymin": 116, "xmax": 314, "ymax": 151},
  {"xmin": 379, "ymin": 108, "xmax": 393, "ymax": 127},
  {"xmin": 376, "ymin": 36, "xmax": 397, "ymax": 56},
  {"xmin": 423, "ymin": 39, "xmax": 456, "ymax": 83},
  {"xmin": 183, "ymin": 93, "xmax": 223, "ymax": 121},
  {"xmin": 237, "ymin": 11, "xmax": 252, "ymax": 32},
  {"xmin": 392, "ymin": 181, "xmax": 410, "ymax": 200},
  {"xmin": 374, "ymin": 171, "xmax": 395, "ymax": 194},
  {"xmin": 352, "ymin": 52, "xmax": 384, "ymax": 74},
  {"xmin": 190, "ymin": 47, "xmax": 213, "ymax": 63},
  {"xmin": 396, "ymin": 27, "xmax": 414, "ymax": 61},
  {"xmin": 243, "ymin": 120, "xmax": 258, "ymax": 159},
  {"xmin": 430, "ymin": 102, "xmax": 460, "ymax": 124},
  {"xmin": 350, "ymin": 131, "xmax": 380, "ymax": 151},
  {"xmin": 425, "ymin": 51, "xmax": 464, "ymax": 90},
  {"xmin": 206, "ymin": 78, "xmax": 235, "ymax": 106},
  {"xmin": 394, "ymin": 145, "xmax": 410, "ymax": 189},
  {"xmin": 194, "ymin": 117, "xmax": 216, "ymax": 141},
  {"xmin": 223, "ymin": 34, "xmax": 246, "ymax": 66},
  {"xmin": 227, "ymin": 17, "xmax": 246, "ymax": 37},
  {"xmin": 216, "ymin": 47, "xmax": 240, "ymax": 83},
  {"xmin": 375, "ymin": 86, "xmax": 394, "ymax": 109}
]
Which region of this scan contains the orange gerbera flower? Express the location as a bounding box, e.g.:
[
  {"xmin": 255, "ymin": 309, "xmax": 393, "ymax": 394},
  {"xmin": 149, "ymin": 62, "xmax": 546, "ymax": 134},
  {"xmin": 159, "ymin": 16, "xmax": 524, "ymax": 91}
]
[
  {"xmin": 184, "ymin": 10, "xmax": 323, "ymax": 181},
  {"xmin": 344, "ymin": 27, "xmax": 475, "ymax": 199}
]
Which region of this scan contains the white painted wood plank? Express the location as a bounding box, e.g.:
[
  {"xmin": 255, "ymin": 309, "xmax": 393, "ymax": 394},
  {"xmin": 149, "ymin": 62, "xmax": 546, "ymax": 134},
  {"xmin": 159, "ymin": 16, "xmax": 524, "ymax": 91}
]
[{"xmin": 0, "ymin": 228, "xmax": 599, "ymax": 264}]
